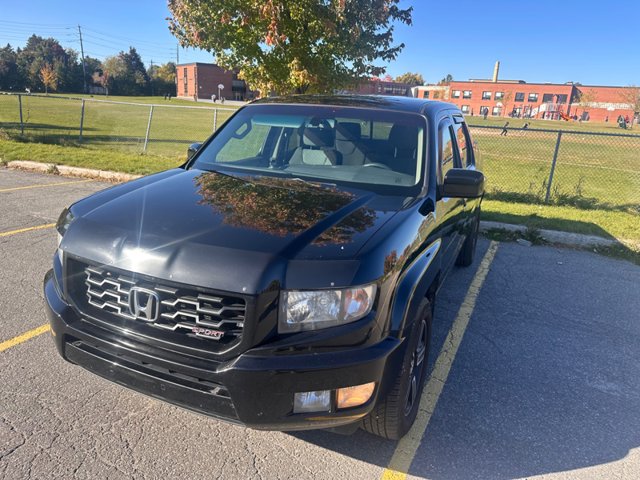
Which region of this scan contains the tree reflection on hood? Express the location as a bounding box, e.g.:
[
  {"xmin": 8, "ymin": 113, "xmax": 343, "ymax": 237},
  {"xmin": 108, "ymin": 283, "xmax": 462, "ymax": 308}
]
[{"xmin": 194, "ymin": 172, "xmax": 377, "ymax": 245}]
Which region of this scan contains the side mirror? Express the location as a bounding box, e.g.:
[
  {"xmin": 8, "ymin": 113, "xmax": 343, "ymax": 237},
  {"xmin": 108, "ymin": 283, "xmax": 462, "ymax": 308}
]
[
  {"xmin": 187, "ymin": 142, "xmax": 202, "ymax": 160},
  {"xmin": 442, "ymin": 169, "xmax": 484, "ymax": 198}
]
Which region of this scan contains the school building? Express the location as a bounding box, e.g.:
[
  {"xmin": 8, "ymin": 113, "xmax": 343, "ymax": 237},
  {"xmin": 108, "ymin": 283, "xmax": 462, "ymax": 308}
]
[
  {"xmin": 349, "ymin": 78, "xmax": 414, "ymax": 96},
  {"xmin": 176, "ymin": 63, "xmax": 255, "ymax": 101},
  {"xmin": 413, "ymin": 62, "xmax": 637, "ymax": 123}
]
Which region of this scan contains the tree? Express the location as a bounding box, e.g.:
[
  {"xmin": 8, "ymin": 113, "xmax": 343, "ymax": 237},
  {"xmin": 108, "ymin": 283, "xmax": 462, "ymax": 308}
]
[
  {"xmin": 168, "ymin": 0, "xmax": 413, "ymax": 95},
  {"xmin": 574, "ymin": 88, "xmax": 598, "ymax": 117},
  {"xmin": 102, "ymin": 48, "xmax": 149, "ymax": 96},
  {"xmin": 500, "ymin": 91, "xmax": 513, "ymax": 117},
  {"xmin": 438, "ymin": 73, "xmax": 453, "ymax": 85},
  {"xmin": 17, "ymin": 35, "xmax": 71, "ymax": 92},
  {"xmin": 83, "ymin": 56, "xmax": 103, "ymax": 89},
  {"xmin": 101, "ymin": 55, "xmax": 125, "ymax": 95},
  {"xmin": 194, "ymin": 173, "xmax": 376, "ymax": 244},
  {"xmin": 619, "ymin": 86, "xmax": 640, "ymax": 128},
  {"xmin": 149, "ymin": 62, "xmax": 176, "ymax": 96},
  {"xmin": 0, "ymin": 44, "xmax": 21, "ymax": 91},
  {"xmin": 39, "ymin": 63, "xmax": 58, "ymax": 93},
  {"xmin": 395, "ymin": 72, "xmax": 424, "ymax": 86}
]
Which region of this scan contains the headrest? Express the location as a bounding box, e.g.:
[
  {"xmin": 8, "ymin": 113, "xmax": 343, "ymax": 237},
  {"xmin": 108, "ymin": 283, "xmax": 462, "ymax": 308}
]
[
  {"xmin": 389, "ymin": 124, "xmax": 418, "ymax": 148},
  {"xmin": 336, "ymin": 122, "xmax": 361, "ymax": 141},
  {"xmin": 302, "ymin": 126, "xmax": 335, "ymax": 148}
]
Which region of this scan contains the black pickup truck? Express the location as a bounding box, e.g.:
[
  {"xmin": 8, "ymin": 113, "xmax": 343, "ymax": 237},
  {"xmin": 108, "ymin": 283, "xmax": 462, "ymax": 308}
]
[{"xmin": 44, "ymin": 95, "xmax": 484, "ymax": 439}]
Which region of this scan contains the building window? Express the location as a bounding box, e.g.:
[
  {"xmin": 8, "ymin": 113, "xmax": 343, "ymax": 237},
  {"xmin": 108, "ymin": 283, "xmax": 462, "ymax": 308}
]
[
  {"xmin": 492, "ymin": 106, "xmax": 501, "ymax": 116},
  {"xmin": 423, "ymin": 91, "xmax": 429, "ymax": 99},
  {"xmin": 495, "ymin": 91, "xmax": 504, "ymax": 100},
  {"xmin": 528, "ymin": 93, "xmax": 539, "ymax": 102},
  {"xmin": 461, "ymin": 105, "xmax": 470, "ymax": 113},
  {"xmin": 452, "ymin": 90, "xmax": 461, "ymax": 98},
  {"xmin": 515, "ymin": 92, "xmax": 525, "ymax": 102},
  {"xmin": 482, "ymin": 91, "xmax": 491, "ymax": 100},
  {"xmin": 542, "ymin": 93, "xmax": 553, "ymax": 103},
  {"xmin": 433, "ymin": 91, "xmax": 441, "ymax": 99},
  {"xmin": 557, "ymin": 94, "xmax": 568, "ymax": 104},
  {"xmin": 463, "ymin": 90, "xmax": 472, "ymax": 99}
]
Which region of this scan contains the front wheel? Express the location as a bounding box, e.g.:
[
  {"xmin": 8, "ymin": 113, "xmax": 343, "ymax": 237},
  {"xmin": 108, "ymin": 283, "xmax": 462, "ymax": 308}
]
[{"xmin": 362, "ymin": 299, "xmax": 432, "ymax": 439}]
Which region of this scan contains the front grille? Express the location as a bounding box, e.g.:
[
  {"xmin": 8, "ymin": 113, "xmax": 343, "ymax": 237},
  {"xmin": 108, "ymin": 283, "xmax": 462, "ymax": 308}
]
[{"xmin": 68, "ymin": 259, "xmax": 247, "ymax": 353}]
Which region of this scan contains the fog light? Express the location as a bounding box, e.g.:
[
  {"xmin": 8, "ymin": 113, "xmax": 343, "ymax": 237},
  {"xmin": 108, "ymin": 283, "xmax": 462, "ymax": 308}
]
[
  {"xmin": 337, "ymin": 382, "xmax": 375, "ymax": 409},
  {"xmin": 293, "ymin": 390, "xmax": 331, "ymax": 413}
]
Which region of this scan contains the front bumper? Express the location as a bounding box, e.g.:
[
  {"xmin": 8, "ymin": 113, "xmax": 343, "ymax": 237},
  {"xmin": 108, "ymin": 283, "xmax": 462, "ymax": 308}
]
[{"xmin": 44, "ymin": 270, "xmax": 402, "ymax": 431}]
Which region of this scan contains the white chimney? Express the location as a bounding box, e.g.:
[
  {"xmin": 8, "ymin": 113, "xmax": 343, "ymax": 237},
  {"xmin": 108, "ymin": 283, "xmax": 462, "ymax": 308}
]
[{"xmin": 492, "ymin": 61, "xmax": 500, "ymax": 83}]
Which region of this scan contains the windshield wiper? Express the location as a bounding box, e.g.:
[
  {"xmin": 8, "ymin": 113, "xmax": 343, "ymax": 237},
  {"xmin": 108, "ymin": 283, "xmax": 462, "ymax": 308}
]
[{"xmin": 288, "ymin": 176, "xmax": 337, "ymax": 188}]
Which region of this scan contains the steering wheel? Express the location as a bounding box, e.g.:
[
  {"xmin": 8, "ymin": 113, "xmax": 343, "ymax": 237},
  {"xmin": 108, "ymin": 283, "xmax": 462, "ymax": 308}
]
[{"xmin": 362, "ymin": 162, "xmax": 392, "ymax": 170}]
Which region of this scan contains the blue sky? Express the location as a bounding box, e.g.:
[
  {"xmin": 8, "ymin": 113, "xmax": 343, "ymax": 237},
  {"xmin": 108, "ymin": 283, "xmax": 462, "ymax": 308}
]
[{"xmin": 1, "ymin": 0, "xmax": 638, "ymax": 86}]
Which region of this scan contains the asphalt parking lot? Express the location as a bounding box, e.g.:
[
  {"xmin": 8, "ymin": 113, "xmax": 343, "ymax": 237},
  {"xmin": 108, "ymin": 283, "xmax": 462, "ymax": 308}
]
[{"xmin": 1, "ymin": 167, "xmax": 639, "ymax": 480}]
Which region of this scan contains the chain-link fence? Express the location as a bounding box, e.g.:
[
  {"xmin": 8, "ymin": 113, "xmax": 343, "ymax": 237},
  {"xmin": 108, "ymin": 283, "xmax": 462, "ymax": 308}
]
[
  {"xmin": 468, "ymin": 125, "xmax": 640, "ymax": 212},
  {"xmin": 0, "ymin": 93, "xmax": 237, "ymax": 158}
]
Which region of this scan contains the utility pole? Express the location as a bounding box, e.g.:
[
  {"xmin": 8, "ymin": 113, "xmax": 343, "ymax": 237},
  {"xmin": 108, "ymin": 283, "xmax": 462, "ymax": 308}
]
[
  {"xmin": 78, "ymin": 25, "xmax": 87, "ymax": 94},
  {"xmin": 150, "ymin": 59, "xmax": 154, "ymax": 96},
  {"xmin": 176, "ymin": 44, "xmax": 179, "ymax": 65}
]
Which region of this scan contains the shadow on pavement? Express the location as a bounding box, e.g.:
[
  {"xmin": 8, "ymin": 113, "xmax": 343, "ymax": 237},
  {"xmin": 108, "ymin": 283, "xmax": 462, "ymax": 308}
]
[{"xmin": 292, "ymin": 241, "xmax": 640, "ymax": 478}]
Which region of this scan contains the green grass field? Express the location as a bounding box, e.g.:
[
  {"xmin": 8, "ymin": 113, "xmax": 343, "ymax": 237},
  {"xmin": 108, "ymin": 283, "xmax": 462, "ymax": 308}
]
[{"xmin": 0, "ymin": 93, "xmax": 238, "ymax": 157}]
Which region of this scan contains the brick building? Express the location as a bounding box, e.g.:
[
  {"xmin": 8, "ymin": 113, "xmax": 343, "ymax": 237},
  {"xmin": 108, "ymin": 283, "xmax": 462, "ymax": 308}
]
[
  {"xmin": 413, "ymin": 63, "xmax": 638, "ymax": 123},
  {"xmin": 176, "ymin": 63, "xmax": 254, "ymax": 101},
  {"xmin": 349, "ymin": 79, "xmax": 413, "ymax": 96}
]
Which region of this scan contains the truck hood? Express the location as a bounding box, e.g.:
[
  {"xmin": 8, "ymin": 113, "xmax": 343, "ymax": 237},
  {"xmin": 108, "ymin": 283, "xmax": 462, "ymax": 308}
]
[{"xmin": 62, "ymin": 169, "xmax": 403, "ymax": 293}]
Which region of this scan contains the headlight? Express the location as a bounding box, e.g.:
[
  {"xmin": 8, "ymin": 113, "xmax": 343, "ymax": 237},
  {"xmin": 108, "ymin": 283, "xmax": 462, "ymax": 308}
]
[
  {"xmin": 56, "ymin": 207, "xmax": 74, "ymax": 237},
  {"xmin": 279, "ymin": 284, "xmax": 376, "ymax": 333},
  {"xmin": 56, "ymin": 207, "xmax": 74, "ymax": 261}
]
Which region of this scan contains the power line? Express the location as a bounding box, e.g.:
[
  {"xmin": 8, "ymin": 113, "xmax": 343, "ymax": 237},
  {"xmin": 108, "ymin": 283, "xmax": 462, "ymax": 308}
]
[
  {"xmin": 0, "ymin": 26, "xmax": 74, "ymax": 36},
  {"xmin": 81, "ymin": 32, "xmax": 173, "ymax": 53},
  {"xmin": 0, "ymin": 20, "xmax": 73, "ymax": 29},
  {"xmin": 82, "ymin": 27, "xmax": 174, "ymax": 49}
]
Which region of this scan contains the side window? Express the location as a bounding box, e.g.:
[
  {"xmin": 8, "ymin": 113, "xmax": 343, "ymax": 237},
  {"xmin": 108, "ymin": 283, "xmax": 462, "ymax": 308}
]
[
  {"xmin": 452, "ymin": 121, "xmax": 474, "ymax": 167},
  {"xmin": 439, "ymin": 121, "xmax": 460, "ymax": 181}
]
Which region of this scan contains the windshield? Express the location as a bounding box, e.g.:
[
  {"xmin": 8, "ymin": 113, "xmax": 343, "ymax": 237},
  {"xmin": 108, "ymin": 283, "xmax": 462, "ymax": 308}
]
[{"xmin": 191, "ymin": 104, "xmax": 426, "ymax": 194}]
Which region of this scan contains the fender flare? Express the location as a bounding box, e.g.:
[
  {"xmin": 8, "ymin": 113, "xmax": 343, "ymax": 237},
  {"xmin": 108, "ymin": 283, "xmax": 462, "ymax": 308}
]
[{"xmin": 388, "ymin": 239, "xmax": 441, "ymax": 339}]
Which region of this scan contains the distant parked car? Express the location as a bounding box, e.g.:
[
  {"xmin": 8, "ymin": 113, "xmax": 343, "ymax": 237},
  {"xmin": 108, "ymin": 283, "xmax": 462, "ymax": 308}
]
[{"xmin": 45, "ymin": 95, "xmax": 484, "ymax": 439}]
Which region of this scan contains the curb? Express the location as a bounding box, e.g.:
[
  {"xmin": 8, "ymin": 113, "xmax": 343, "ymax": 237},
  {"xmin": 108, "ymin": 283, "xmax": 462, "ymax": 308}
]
[
  {"xmin": 480, "ymin": 220, "xmax": 616, "ymax": 248},
  {"xmin": 6, "ymin": 160, "xmax": 141, "ymax": 183}
]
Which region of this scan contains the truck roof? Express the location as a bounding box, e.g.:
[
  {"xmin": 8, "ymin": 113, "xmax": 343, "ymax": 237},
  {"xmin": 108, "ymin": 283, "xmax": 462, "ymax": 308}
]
[{"xmin": 252, "ymin": 94, "xmax": 457, "ymax": 116}]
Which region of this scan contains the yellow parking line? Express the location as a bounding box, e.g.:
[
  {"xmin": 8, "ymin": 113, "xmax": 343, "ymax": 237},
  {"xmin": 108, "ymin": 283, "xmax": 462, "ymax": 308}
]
[
  {"xmin": 0, "ymin": 324, "xmax": 51, "ymax": 353},
  {"xmin": 381, "ymin": 241, "xmax": 499, "ymax": 480},
  {"xmin": 0, "ymin": 223, "xmax": 56, "ymax": 238},
  {"xmin": 0, "ymin": 179, "xmax": 92, "ymax": 193}
]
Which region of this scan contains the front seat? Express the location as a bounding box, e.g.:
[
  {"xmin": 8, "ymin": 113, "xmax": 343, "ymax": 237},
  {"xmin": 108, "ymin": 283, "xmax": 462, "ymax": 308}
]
[
  {"xmin": 386, "ymin": 124, "xmax": 419, "ymax": 176},
  {"xmin": 336, "ymin": 122, "xmax": 365, "ymax": 166},
  {"xmin": 289, "ymin": 125, "xmax": 341, "ymax": 166}
]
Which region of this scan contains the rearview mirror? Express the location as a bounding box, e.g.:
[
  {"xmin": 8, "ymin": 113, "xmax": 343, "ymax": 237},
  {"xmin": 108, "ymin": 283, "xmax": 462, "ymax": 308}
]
[
  {"xmin": 442, "ymin": 169, "xmax": 484, "ymax": 198},
  {"xmin": 187, "ymin": 142, "xmax": 202, "ymax": 160}
]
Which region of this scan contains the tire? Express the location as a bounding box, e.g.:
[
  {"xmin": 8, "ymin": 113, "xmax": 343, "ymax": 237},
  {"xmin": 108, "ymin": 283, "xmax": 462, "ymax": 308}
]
[
  {"xmin": 456, "ymin": 208, "xmax": 480, "ymax": 267},
  {"xmin": 362, "ymin": 299, "xmax": 432, "ymax": 440}
]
